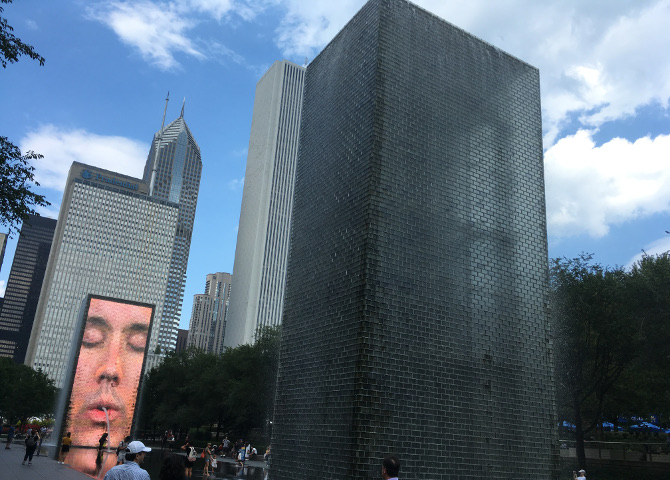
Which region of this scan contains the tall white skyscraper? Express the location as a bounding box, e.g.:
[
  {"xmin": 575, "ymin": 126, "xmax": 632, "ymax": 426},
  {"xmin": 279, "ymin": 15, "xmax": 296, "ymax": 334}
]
[
  {"xmin": 26, "ymin": 162, "xmax": 179, "ymax": 387},
  {"xmin": 187, "ymin": 272, "xmax": 232, "ymax": 354},
  {"xmin": 143, "ymin": 106, "xmax": 202, "ymax": 354},
  {"xmin": 224, "ymin": 60, "xmax": 305, "ymax": 347}
]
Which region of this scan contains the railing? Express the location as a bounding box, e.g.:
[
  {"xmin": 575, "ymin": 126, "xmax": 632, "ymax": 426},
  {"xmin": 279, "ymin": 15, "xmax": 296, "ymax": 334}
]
[{"xmin": 560, "ymin": 440, "xmax": 670, "ymax": 464}]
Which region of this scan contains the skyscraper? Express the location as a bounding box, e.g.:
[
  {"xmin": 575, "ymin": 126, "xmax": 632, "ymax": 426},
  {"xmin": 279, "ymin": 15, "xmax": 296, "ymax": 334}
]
[
  {"xmin": 225, "ymin": 60, "xmax": 305, "ymax": 348},
  {"xmin": 187, "ymin": 272, "xmax": 232, "ymax": 354},
  {"xmin": 272, "ymin": 1, "xmax": 556, "ymax": 479},
  {"xmin": 25, "ymin": 163, "xmax": 179, "ymax": 388},
  {"xmin": 0, "ymin": 215, "xmax": 56, "ymax": 362},
  {"xmin": 144, "ymin": 106, "xmax": 202, "ymax": 354}
]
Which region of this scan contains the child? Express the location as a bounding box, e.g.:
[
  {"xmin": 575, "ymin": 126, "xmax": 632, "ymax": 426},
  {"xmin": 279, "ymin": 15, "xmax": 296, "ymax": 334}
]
[{"xmin": 210, "ymin": 453, "xmax": 218, "ymax": 471}]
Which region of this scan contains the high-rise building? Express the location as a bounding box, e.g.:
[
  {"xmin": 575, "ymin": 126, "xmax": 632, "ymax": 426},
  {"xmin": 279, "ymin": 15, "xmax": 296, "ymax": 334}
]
[
  {"xmin": 143, "ymin": 107, "xmax": 202, "ymax": 354},
  {"xmin": 25, "ymin": 163, "xmax": 179, "ymax": 388},
  {"xmin": 272, "ymin": 1, "xmax": 556, "ymax": 479},
  {"xmin": 0, "ymin": 215, "xmax": 56, "ymax": 362},
  {"xmin": 225, "ymin": 60, "xmax": 305, "ymax": 348},
  {"xmin": 0, "ymin": 232, "xmax": 8, "ymax": 272},
  {"xmin": 187, "ymin": 272, "xmax": 232, "ymax": 354},
  {"xmin": 175, "ymin": 328, "xmax": 189, "ymax": 353}
]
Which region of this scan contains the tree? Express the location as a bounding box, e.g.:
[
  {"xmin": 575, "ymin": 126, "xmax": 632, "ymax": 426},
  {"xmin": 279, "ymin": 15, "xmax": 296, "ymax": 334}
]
[
  {"xmin": 0, "ymin": 357, "xmax": 57, "ymax": 425},
  {"xmin": 551, "ymin": 255, "xmax": 642, "ymax": 469},
  {"xmin": 0, "ymin": 138, "xmax": 49, "ymax": 235},
  {"xmin": 1, "ymin": 0, "xmax": 49, "ymax": 236},
  {"xmin": 1, "ymin": 0, "xmax": 45, "ymax": 68}
]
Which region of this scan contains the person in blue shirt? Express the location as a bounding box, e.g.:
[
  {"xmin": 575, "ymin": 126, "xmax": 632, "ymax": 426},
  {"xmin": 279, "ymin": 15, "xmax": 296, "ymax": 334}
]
[
  {"xmin": 103, "ymin": 441, "xmax": 151, "ymax": 480},
  {"xmin": 382, "ymin": 455, "xmax": 400, "ymax": 480}
]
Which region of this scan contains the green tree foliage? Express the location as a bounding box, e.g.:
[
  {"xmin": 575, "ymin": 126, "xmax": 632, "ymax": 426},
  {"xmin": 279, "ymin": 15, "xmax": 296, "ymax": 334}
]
[
  {"xmin": 0, "ymin": 138, "xmax": 50, "ymax": 235},
  {"xmin": 0, "ymin": 0, "xmax": 45, "ymax": 68},
  {"xmin": 0, "ymin": 357, "xmax": 57, "ymax": 424},
  {"xmin": 140, "ymin": 326, "xmax": 281, "ymax": 442},
  {"xmin": 551, "ymin": 253, "xmax": 670, "ymax": 469},
  {"xmin": 0, "ymin": 0, "xmax": 49, "ymax": 236}
]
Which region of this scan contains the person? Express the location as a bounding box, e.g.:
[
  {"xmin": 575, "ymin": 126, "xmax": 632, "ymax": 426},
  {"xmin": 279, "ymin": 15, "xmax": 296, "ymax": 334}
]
[
  {"xmin": 210, "ymin": 453, "xmax": 218, "ymax": 471},
  {"xmin": 116, "ymin": 435, "xmax": 131, "ymax": 465},
  {"xmin": 159, "ymin": 453, "xmax": 186, "ymax": 480},
  {"xmin": 66, "ymin": 298, "xmax": 153, "ymax": 447},
  {"xmin": 104, "ymin": 440, "xmax": 151, "ymax": 480},
  {"xmin": 264, "ymin": 445, "xmax": 271, "ymax": 466},
  {"xmin": 203, "ymin": 442, "xmax": 212, "ymax": 476},
  {"xmin": 573, "ymin": 469, "xmax": 586, "ymax": 480},
  {"xmin": 5, "ymin": 424, "xmax": 14, "ymax": 449},
  {"xmin": 382, "ymin": 455, "xmax": 400, "ymax": 480},
  {"xmin": 222, "ymin": 436, "xmax": 231, "ymax": 457},
  {"xmin": 237, "ymin": 442, "xmax": 246, "ymax": 467},
  {"xmin": 184, "ymin": 441, "xmax": 197, "ymax": 478},
  {"xmin": 58, "ymin": 432, "xmax": 72, "ymax": 464},
  {"xmin": 36, "ymin": 426, "xmax": 46, "ymax": 455},
  {"xmin": 22, "ymin": 430, "xmax": 39, "ymax": 465}
]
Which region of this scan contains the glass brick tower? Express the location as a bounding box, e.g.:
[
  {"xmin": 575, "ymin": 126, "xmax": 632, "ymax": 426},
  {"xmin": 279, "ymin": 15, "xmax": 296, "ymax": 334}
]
[
  {"xmin": 143, "ymin": 106, "xmax": 202, "ymax": 357},
  {"xmin": 272, "ymin": 1, "xmax": 557, "ymax": 479}
]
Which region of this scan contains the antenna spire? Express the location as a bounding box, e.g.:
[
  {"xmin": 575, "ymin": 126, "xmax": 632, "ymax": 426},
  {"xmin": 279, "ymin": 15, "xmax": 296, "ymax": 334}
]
[
  {"xmin": 161, "ymin": 91, "xmax": 170, "ymax": 131},
  {"xmin": 180, "ymin": 97, "xmax": 185, "ymax": 118}
]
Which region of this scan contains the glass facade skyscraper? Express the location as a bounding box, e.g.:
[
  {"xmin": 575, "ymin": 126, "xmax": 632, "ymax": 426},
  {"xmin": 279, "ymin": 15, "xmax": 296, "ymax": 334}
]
[
  {"xmin": 143, "ymin": 112, "xmax": 202, "ymax": 355},
  {"xmin": 26, "ymin": 163, "xmax": 179, "ymax": 388},
  {"xmin": 0, "ymin": 214, "xmax": 56, "ymax": 362}
]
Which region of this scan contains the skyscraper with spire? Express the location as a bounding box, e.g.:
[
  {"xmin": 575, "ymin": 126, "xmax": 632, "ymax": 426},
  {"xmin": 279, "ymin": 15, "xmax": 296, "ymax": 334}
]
[
  {"xmin": 143, "ymin": 95, "xmax": 202, "ymax": 357},
  {"xmin": 25, "ymin": 97, "xmax": 201, "ymax": 385}
]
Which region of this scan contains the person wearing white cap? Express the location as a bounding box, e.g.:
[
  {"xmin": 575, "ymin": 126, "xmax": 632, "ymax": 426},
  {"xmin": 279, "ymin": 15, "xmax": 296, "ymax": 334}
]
[
  {"xmin": 103, "ymin": 440, "xmax": 151, "ymax": 480},
  {"xmin": 573, "ymin": 469, "xmax": 586, "ymax": 480}
]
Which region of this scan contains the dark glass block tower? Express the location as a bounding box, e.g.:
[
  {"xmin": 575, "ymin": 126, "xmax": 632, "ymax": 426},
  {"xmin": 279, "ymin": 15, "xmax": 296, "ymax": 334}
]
[
  {"xmin": 0, "ymin": 215, "xmax": 56, "ymax": 363},
  {"xmin": 272, "ymin": 1, "xmax": 557, "ymax": 479}
]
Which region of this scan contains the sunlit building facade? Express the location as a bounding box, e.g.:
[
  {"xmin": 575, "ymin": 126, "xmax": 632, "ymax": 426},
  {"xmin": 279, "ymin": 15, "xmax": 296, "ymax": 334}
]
[
  {"xmin": 187, "ymin": 272, "xmax": 232, "ymax": 354},
  {"xmin": 143, "ymin": 111, "xmax": 202, "ymax": 355},
  {"xmin": 225, "ymin": 60, "xmax": 304, "ymax": 347},
  {"xmin": 26, "ymin": 163, "xmax": 178, "ymax": 388}
]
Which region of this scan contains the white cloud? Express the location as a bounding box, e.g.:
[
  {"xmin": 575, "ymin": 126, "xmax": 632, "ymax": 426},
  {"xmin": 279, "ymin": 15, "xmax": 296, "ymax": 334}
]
[
  {"xmin": 270, "ymin": 0, "xmax": 670, "ymax": 146},
  {"xmin": 20, "ymin": 125, "xmax": 149, "ymax": 191},
  {"xmin": 625, "ymin": 236, "xmax": 670, "ymax": 269},
  {"xmin": 88, "ymin": 1, "xmax": 206, "ymax": 70},
  {"xmin": 545, "ymin": 130, "xmax": 670, "ymax": 238},
  {"xmin": 228, "ymin": 177, "xmax": 245, "ymax": 190}
]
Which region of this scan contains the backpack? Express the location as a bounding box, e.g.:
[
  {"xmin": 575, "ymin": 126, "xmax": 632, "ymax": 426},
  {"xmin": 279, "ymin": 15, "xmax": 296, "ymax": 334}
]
[{"xmin": 26, "ymin": 436, "xmax": 35, "ymax": 447}]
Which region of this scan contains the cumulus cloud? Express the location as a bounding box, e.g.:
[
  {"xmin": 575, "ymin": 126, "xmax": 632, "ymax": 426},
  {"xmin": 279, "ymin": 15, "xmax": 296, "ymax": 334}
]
[
  {"xmin": 271, "ymin": 0, "xmax": 670, "ymax": 146},
  {"xmin": 87, "ymin": 1, "xmax": 205, "ymax": 70},
  {"xmin": 625, "ymin": 236, "xmax": 670, "ymax": 268},
  {"xmin": 545, "ymin": 130, "xmax": 670, "ymax": 238},
  {"xmin": 20, "ymin": 125, "xmax": 149, "ymax": 191}
]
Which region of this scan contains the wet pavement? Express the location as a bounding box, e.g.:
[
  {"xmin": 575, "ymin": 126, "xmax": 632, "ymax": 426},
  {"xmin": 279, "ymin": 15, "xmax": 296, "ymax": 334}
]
[{"xmin": 0, "ymin": 438, "xmax": 269, "ymax": 479}]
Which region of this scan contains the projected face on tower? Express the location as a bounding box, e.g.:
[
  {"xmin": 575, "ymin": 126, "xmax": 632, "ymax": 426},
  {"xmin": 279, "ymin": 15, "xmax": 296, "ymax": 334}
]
[{"xmin": 65, "ymin": 297, "xmax": 152, "ymax": 447}]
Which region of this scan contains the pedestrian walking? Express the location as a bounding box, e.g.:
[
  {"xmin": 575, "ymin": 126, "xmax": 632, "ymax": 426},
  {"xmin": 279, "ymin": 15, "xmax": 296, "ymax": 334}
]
[
  {"xmin": 58, "ymin": 432, "xmax": 72, "ymax": 464},
  {"xmin": 5, "ymin": 424, "xmax": 15, "ymax": 449},
  {"xmin": 22, "ymin": 430, "xmax": 39, "ymax": 465}
]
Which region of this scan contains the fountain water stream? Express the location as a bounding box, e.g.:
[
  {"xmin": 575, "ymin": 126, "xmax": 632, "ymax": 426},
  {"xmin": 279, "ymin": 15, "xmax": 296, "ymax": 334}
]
[{"xmin": 101, "ymin": 406, "xmax": 111, "ymax": 452}]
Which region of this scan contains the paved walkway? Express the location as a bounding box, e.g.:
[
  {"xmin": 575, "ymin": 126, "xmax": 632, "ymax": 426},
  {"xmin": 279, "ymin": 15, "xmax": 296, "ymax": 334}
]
[{"xmin": 1, "ymin": 441, "xmax": 90, "ymax": 480}]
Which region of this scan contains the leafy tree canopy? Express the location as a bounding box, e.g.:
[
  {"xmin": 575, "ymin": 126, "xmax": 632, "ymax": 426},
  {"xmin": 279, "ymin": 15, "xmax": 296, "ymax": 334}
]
[
  {"xmin": 0, "ymin": 0, "xmax": 49, "ymax": 236},
  {"xmin": 0, "ymin": 0, "xmax": 45, "ymax": 68},
  {"xmin": 0, "ymin": 357, "xmax": 57, "ymax": 424}
]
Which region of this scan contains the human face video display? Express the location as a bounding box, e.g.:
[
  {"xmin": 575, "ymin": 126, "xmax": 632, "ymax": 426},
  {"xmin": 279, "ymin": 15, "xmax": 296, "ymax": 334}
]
[{"xmin": 64, "ymin": 297, "xmax": 153, "ymax": 447}]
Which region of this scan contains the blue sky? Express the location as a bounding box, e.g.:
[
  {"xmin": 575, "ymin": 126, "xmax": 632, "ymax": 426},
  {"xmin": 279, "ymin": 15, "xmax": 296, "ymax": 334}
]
[{"xmin": 1, "ymin": 0, "xmax": 669, "ymax": 329}]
